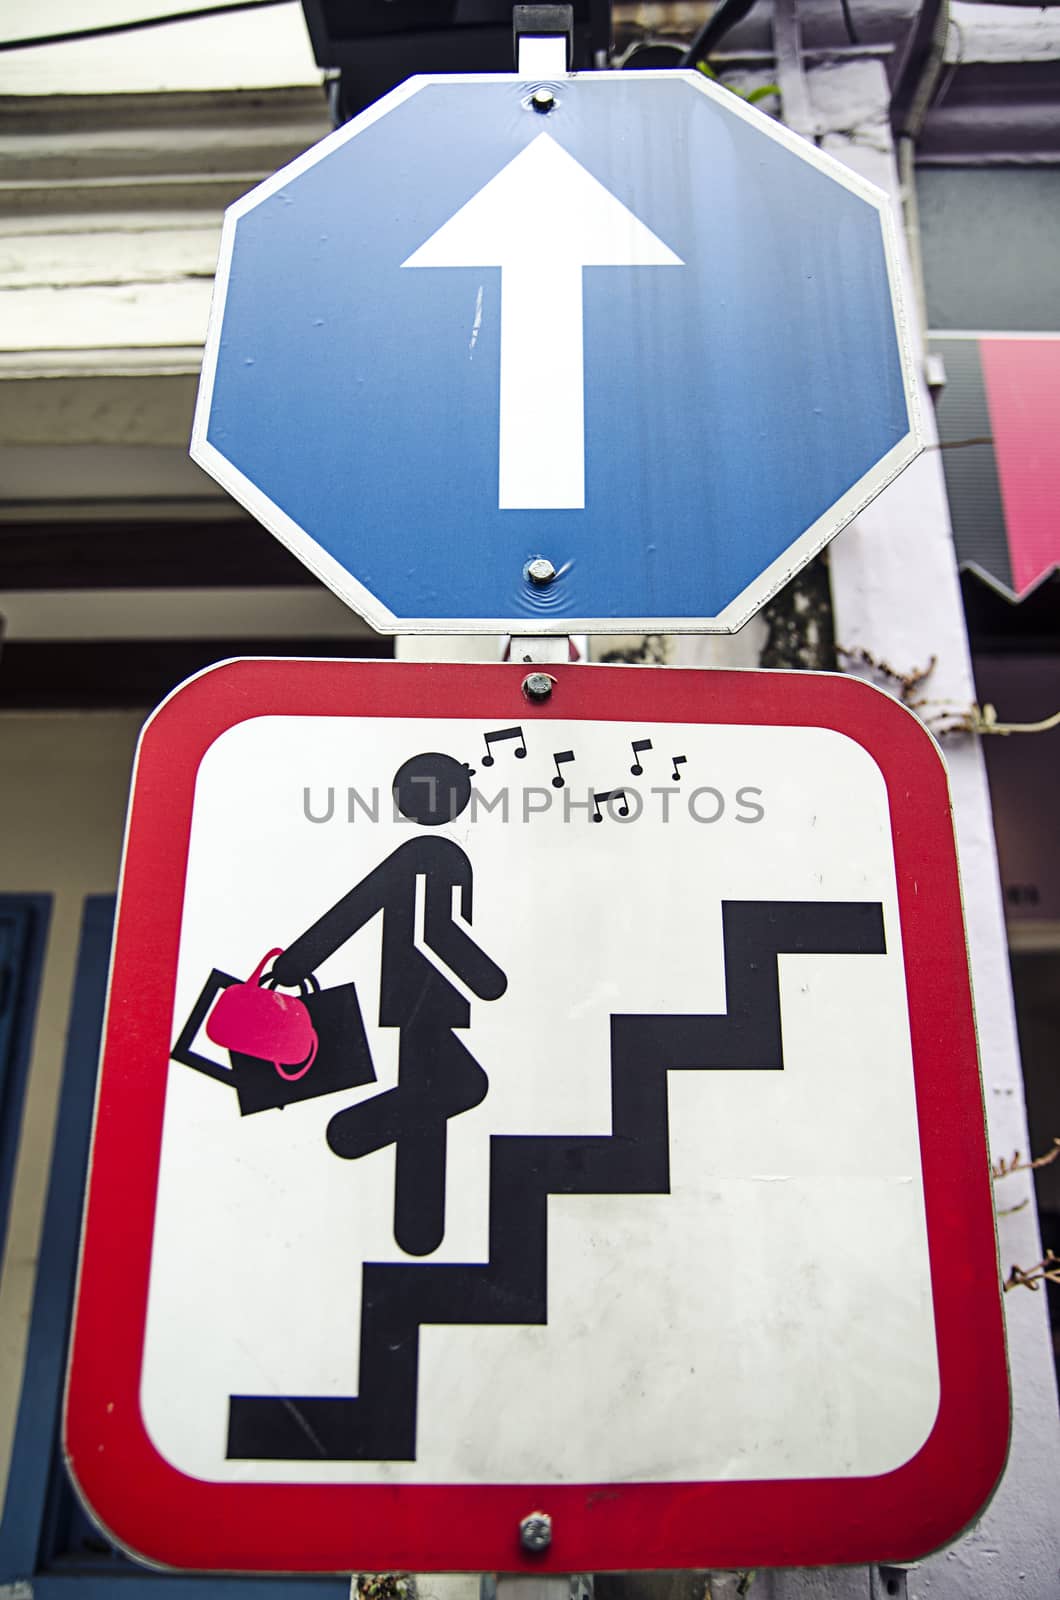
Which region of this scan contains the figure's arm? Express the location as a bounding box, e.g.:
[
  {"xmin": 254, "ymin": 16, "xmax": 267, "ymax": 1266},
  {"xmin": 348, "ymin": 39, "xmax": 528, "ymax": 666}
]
[
  {"xmin": 272, "ymin": 858, "xmax": 390, "ymax": 985},
  {"xmin": 423, "ymin": 875, "xmax": 507, "ymax": 1001}
]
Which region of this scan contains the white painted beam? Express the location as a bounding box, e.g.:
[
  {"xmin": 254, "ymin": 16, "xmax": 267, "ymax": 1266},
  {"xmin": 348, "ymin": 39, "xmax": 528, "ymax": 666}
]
[
  {"xmin": 0, "ymin": 280, "xmax": 213, "ymax": 353},
  {"xmin": 948, "ymin": 1, "xmax": 1060, "ymax": 63},
  {"xmin": 0, "ymin": 2, "xmax": 322, "ymax": 96},
  {"xmin": 0, "ymin": 85, "xmax": 329, "ymax": 378}
]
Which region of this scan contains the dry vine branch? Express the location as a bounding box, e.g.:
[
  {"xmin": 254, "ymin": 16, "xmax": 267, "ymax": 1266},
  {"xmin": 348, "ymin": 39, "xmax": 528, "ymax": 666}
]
[
  {"xmin": 974, "ymin": 703, "xmax": 1060, "ymax": 735},
  {"xmin": 914, "ymin": 701, "xmax": 1060, "ymax": 738},
  {"xmin": 1004, "ymin": 1250, "xmax": 1060, "ymax": 1293},
  {"xmin": 926, "ymin": 435, "xmax": 994, "ymax": 451},
  {"xmin": 357, "ymin": 1577, "xmax": 416, "ymax": 1600},
  {"xmin": 992, "ymin": 1137, "xmax": 1060, "ymax": 1181},
  {"xmin": 837, "ymin": 647, "xmax": 1060, "ymax": 741},
  {"xmin": 835, "ymin": 644, "xmax": 937, "ymax": 704}
]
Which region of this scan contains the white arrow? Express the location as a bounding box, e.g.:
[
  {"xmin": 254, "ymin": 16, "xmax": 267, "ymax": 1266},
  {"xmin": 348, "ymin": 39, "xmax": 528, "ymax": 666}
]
[{"xmin": 402, "ymin": 133, "xmax": 683, "ymax": 511}]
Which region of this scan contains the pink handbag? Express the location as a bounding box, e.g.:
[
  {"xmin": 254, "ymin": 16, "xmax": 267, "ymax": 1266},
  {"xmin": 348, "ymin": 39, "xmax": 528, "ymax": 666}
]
[{"xmin": 205, "ymin": 949, "xmax": 318, "ymax": 1081}]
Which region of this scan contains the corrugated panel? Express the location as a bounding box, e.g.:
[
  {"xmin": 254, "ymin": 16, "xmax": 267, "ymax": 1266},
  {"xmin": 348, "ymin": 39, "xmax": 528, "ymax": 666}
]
[{"xmin": 932, "ymin": 337, "xmax": 1011, "ymax": 593}]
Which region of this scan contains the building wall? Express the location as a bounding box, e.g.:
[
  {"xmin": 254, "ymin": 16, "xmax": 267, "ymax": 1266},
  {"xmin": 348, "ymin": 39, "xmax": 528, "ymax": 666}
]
[{"xmin": 0, "ymin": 711, "xmax": 142, "ymax": 1508}]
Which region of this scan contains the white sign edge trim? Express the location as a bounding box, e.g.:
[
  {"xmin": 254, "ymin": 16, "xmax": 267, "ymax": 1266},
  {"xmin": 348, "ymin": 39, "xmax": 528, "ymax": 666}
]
[{"xmin": 191, "ymin": 69, "xmax": 924, "ymax": 637}]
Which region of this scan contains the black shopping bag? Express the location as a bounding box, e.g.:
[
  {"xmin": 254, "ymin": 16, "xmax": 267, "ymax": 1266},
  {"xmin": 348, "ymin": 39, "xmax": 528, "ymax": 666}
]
[{"xmin": 172, "ymin": 968, "xmax": 376, "ymax": 1116}]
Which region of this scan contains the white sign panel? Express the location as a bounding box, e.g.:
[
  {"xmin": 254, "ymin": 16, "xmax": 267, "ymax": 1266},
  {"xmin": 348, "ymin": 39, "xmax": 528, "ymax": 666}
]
[{"xmin": 66, "ymin": 661, "xmax": 1007, "ymax": 1574}]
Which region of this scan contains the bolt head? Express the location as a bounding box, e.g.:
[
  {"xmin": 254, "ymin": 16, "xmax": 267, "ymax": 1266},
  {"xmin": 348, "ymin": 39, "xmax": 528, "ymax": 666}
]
[
  {"xmin": 526, "ymin": 558, "xmax": 556, "ymax": 585},
  {"xmin": 522, "ymin": 672, "xmax": 554, "ymax": 703},
  {"xmin": 530, "ymin": 88, "xmax": 555, "ymax": 113},
  {"xmin": 519, "ymin": 1511, "xmax": 552, "ymax": 1552}
]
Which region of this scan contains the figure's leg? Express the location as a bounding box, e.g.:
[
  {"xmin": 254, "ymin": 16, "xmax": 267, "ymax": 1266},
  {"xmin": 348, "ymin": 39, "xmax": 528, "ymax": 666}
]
[
  {"xmin": 326, "ymin": 1032, "xmax": 488, "ymax": 1164},
  {"xmin": 326, "ymin": 1085, "xmax": 404, "ymax": 1159},
  {"xmin": 393, "ymin": 1126, "xmax": 448, "ymax": 1256},
  {"xmin": 390, "ymin": 1030, "xmax": 489, "ymax": 1256}
]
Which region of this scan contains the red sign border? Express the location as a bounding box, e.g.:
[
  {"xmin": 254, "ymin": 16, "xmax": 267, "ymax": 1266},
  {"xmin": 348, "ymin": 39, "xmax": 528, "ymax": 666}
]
[{"xmin": 64, "ymin": 659, "xmax": 1009, "ymax": 1573}]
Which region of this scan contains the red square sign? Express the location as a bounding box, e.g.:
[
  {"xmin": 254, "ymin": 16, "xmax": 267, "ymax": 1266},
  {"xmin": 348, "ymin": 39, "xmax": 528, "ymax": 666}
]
[{"xmin": 65, "ymin": 661, "xmax": 1008, "ymax": 1573}]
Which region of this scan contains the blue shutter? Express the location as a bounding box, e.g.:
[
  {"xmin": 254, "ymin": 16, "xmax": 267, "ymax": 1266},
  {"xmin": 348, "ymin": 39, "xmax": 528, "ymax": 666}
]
[
  {"xmin": 0, "ymin": 897, "xmax": 50, "ymax": 1266},
  {"xmin": 0, "ymin": 897, "xmax": 348, "ymax": 1596}
]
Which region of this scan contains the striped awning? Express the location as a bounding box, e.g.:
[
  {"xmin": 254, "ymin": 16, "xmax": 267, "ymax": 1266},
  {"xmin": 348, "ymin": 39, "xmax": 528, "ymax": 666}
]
[{"xmin": 932, "ymin": 335, "xmax": 1060, "ymax": 601}]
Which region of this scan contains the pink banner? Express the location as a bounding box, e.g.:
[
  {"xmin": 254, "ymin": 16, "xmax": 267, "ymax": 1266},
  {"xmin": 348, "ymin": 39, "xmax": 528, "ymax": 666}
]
[{"xmin": 980, "ymin": 337, "xmax": 1060, "ymax": 596}]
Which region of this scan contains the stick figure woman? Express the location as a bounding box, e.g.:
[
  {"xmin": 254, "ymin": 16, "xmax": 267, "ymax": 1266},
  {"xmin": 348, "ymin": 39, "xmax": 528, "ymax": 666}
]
[{"xmin": 271, "ymin": 753, "xmax": 506, "ymax": 1256}]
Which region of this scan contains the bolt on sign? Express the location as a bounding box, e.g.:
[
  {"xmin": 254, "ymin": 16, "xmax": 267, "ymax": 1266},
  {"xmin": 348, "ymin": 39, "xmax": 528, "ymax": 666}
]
[{"xmin": 64, "ymin": 662, "xmax": 1008, "ymax": 1574}]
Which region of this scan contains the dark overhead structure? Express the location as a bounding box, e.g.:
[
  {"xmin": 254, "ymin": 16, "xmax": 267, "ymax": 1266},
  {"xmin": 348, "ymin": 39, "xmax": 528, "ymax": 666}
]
[{"xmin": 300, "ymin": 0, "xmax": 613, "ymax": 121}]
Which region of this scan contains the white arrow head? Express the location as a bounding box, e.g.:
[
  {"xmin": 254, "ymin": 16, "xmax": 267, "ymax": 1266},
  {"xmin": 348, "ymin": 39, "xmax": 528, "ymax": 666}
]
[{"xmin": 402, "ymin": 132, "xmax": 683, "ymax": 269}]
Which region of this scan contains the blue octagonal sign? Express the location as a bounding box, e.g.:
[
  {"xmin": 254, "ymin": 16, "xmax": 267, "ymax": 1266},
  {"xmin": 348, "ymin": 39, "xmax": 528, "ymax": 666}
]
[{"xmin": 192, "ymin": 71, "xmax": 922, "ymax": 633}]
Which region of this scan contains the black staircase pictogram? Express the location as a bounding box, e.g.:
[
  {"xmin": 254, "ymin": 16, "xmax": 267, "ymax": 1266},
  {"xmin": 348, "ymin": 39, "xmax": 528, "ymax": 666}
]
[{"xmin": 227, "ymin": 899, "xmax": 885, "ymax": 1463}]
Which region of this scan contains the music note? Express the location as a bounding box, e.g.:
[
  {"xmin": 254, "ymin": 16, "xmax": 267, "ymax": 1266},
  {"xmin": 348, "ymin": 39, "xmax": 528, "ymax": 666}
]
[
  {"xmin": 671, "ymin": 755, "xmax": 687, "ymax": 781},
  {"xmin": 592, "ymin": 789, "xmax": 631, "ymax": 823},
  {"xmin": 551, "ymin": 750, "xmax": 575, "ymax": 788},
  {"xmin": 629, "ymin": 738, "xmax": 653, "ymax": 776},
  {"xmin": 481, "ymin": 726, "xmax": 527, "ymax": 767}
]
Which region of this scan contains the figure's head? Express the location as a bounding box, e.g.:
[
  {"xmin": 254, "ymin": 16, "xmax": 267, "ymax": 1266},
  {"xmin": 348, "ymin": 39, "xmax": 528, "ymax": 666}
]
[{"xmin": 392, "ymin": 753, "xmax": 472, "ymax": 826}]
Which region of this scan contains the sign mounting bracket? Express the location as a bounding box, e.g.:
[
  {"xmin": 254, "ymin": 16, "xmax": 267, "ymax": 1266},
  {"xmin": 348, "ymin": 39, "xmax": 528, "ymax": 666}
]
[{"xmin": 513, "ymin": 6, "xmax": 574, "ymax": 76}]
